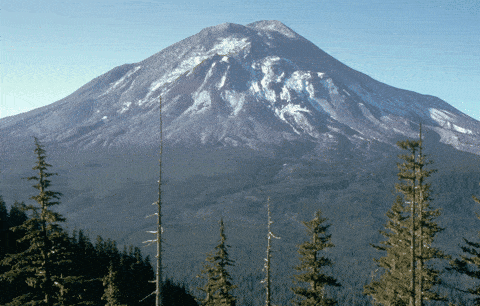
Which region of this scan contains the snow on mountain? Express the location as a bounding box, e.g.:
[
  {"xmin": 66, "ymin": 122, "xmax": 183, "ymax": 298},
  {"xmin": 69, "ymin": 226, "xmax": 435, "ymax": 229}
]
[{"xmin": 1, "ymin": 20, "xmax": 479, "ymax": 155}]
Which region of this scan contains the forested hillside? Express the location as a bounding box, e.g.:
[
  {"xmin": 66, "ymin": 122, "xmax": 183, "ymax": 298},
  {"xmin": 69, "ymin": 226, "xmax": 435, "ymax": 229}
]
[{"xmin": 1, "ymin": 134, "xmax": 480, "ymax": 305}]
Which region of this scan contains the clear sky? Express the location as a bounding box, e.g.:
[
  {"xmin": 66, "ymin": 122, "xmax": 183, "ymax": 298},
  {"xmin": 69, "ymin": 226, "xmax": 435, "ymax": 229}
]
[{"xmin": 2, "ymin": 0, "xmax": 479, "ymax": 120}]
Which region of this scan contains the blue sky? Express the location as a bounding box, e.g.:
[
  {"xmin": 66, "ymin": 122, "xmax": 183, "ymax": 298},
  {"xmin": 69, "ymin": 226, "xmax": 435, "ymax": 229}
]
[{"xmin": 2, "ymin": 0, "xmax": 479, "ymax": 120}]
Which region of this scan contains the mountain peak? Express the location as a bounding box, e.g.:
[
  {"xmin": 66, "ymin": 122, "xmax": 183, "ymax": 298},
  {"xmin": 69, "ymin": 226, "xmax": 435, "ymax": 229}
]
[{"xmin": 246, "ymin": 20, "xmax": 299, "ymax": 38}]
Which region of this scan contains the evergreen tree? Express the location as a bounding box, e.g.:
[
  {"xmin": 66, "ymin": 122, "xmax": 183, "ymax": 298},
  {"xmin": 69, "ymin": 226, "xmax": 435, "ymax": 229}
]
[
  {"xmin": 449, "ymin": 182, "xmax": 480, "ymax": 304},
  {"xmin": 291, "ymin": 210, "xmax": 340, "ymax": 306},
  {"xmin": 0, "ymin": 196, "xmax": 8, "ymax": 259},
  {"xmin": 365, "ymin": 130, "xmax": 447, "ymax": 305},
  {"xmin": 162, "ymin": 279, "xmax": 199, "ymax": 306},
  {"xmin": 0, "ymin": 201, "xmax": 30, "ymax": 305},
  {"xmin": 7, "ymin": 201, "xmax": 29, "ymax": 254},
  {"xmin": 102, "ymin": 262, "xmax": 127, "ymax": 306},
  {"xmin": 0, "ymin": 137, "xmax": 69, "ymax": 305},
  {"xmin": 197, "ymin": 218, "xmax": 236, "ymax": 306}
]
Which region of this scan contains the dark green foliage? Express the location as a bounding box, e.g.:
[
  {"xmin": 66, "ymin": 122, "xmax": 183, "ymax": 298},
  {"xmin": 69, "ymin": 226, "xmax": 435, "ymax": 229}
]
[
  {"xmin": 6, "ymin": 201, "xmax": 29, "ymax": 254},
  {"xmin": 2, "ymin": 218, "xmax": 158, "ymax": 305},
  {"xmin": 197, "ymin": 219, "xmax": 236, "ymax": 306},
  {"xmin": 0, "ymin": 201, "xmax": 30, "ymax": 305},
  {"xmin": 0, "ymin": 196, "xmax": 8, "ymax": 258},
  {"xmin": 364, "ymin": 197, "xmax": 412, "ymax": 305},
  {"xmin": 162, "ymin": 279, "xmax": 199, "ymax": 306},
  {"xmin": 0, "ymin": 138, "xmax": 158, "ymax": 305},
  {"xmin": 449, "ymin": 183, "xmax": 480, "ymax": 304},
  {"xmin": 291, "ymin": 210, "xmax": 340, "ymax": 306},
  {"xmin": 365, "ymin": 136, "xmax": 447, "ymax": 305},
  {"xmin": 0, "ymin": 138, "xmax": 70, "ymax": 305},
  {"xmin": 102, "ymin": 263, "xmax": 126, "ymax": 306}
]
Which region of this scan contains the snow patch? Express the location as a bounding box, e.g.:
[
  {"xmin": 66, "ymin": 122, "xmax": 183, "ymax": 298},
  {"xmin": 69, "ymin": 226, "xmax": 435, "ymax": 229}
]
[
  {"xmin": 275, "ymin": 103, "xmax": 318, "ymax": 137},
  {"xmin": 251, "ymin": 82, "xmax": 261, "ymax": 93},
  {"xmin": 147, "ymin": 37, "xmax": 250, "ymax": 102},
  {"xmin": 218, "ymin": 74, "xmax": 227, "ymax": 89},
  {"xmin": 285, "ymin": 71, "xmax": 315, "ymax": 97},
  {"xmin": 223, "ymin": 90, "xmax": 245, "ymax": 115},
  {"xmin": 186, "ymin": 91, "xmax": 212, "ymax": 114},
  {"xmin": 119, "ymin": 102, "xmax": 132, "ymax": 114},
  {"xmin": 214, "ymin": 37, "xmax": 250, "ymax": 55},
  {"xmin": 280, "ymin": 86, "xmax": 291, "ymax": 101},
  {"xmin": 430, "ymin": 108, "xmax": 454, "ymax": 122},
  {"xmin": 453, "ymin": 124, "xmax": 473, "ymax": 135},
  {"xmin": 429, "ymin": 108, "xmax": 472, "ymax": 134},
  {"xmin": 100, "ymin": 66, "xmax": 141, "ymax": 97}
]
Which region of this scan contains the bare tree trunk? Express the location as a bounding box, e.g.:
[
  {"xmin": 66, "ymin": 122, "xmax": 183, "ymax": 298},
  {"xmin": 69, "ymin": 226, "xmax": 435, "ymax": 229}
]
[
  {"xmin": 264, "ymin": 197, "xmax": 280, "ymax": 306},
  {"xmin": 418, "ymin": 124, "xmax": 423, "ymax": 306},
  {"xmin": 156, "ymin": 96, "xmax": 163, "ymax": 306},
  {"xmin": 265, "ymin": 197, "xmax": 272, "ymax": 306},
  {"xmin": 410, "ymin": 146, "xmax": 416, "ymax": 306}
]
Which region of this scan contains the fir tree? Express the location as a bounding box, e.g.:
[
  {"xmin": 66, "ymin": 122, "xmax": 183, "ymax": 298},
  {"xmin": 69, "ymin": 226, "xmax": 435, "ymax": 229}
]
[
  {"xmin": 364, "ymin": 129, "xmax": 447, "ymax": 305},
  {"xmin": 7, "ymin": 201, "xmax": 29, "ymax": 254},
  {"xmin": 102, "ymin": 262, "xmax": 127, "ymax": 306},
  {"xmin": 291, "ymin": 210, "xmax": 340, "ymax": 306},
  {"xmin": 449, "ymin": 182, "xmax": 480, "ymax": 304},
  {"xmin": 0, "ymin": 201, "xmax": 30, "ymax": 305},
  {"xmin": 197, "ymin": 218, "xmax": 236, "ymax": 306},
  {"xmin": 0, "ymin": 137, "xmax": 69, "ymax": 305}
]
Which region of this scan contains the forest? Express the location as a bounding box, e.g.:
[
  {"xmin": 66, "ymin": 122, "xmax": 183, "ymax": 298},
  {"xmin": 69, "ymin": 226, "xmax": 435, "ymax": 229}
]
[{"xmin": 1, "ymin": 135, "xmax": 480, "ymax": 306}]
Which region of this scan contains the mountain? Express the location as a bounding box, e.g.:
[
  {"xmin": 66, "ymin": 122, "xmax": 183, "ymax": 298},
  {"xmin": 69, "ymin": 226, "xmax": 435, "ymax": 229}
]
[
  {"xmin": 1, "ymin": 20, "xmax": 479, "ymax": 153},
  {"xmin": 2, "ymin": 21, "xmax": 480, "ymax": 303}
]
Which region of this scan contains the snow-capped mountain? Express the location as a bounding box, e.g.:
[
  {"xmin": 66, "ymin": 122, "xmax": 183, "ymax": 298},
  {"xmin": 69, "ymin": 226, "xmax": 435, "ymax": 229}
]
[{"xmin": 1, "ymin": 20, "xmax": 479, "ymax": 155}]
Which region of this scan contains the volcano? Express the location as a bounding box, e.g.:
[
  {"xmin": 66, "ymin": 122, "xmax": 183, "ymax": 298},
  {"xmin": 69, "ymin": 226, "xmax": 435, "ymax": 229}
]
[
  {"xmin": 1, "ymin": 21, "xmax": 480, "ymax": 303},
  {"xmin": 1, "ymin": 20, "xmax": 479, "ymax": 153}
]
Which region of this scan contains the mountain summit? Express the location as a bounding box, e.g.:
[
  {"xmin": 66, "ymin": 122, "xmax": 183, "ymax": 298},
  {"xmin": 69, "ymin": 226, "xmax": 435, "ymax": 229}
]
[{"xmin": 1, "ymin": 20, "xmax": 479, "ymax": 154}]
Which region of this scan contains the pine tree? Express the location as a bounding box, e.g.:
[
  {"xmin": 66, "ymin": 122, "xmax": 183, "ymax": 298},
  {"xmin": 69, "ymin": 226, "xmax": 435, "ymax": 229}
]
[
  {"xmin": 0, "ymin": 137, "xmax": 70, "ymax": 305},
  {"xmin": 291, "ymin": 210, "xmax": 340, "ymax": 306},
  {"xmin": 364, "ymin": 129, "xmax": 447, "ymax": 305},
  {"xmin": 197, "ymin": 218, "xmax": 236, "ymax": 306},
  {"xmin": 449, "ymin": 183, "xmax": 480, "ymax": 304}
]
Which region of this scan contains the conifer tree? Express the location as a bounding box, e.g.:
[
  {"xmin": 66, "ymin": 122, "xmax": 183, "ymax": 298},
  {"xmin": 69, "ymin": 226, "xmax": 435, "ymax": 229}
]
[
  {"xmin": 102, "ymin": 262, "xmax": 127, "ymax": 306},
  {"xmin": 0, "ymin": 137, "xmax": 69, "ymax": 305},
  {"xmin": 7, "ymin": 201, "xmax": 29, "ymax": 254},
  {"xmin": 449, "ymin": 183, "xmax": 480, "ymax": 304},
  {"xmin": 197, "ymin": 218, "xmax": 236, "ymax": 306},
  {"xmin": 291, "ymin": 210, "xmax": 340, "ymax": 306},
  {"xmin": 364, "ymin": 129, "xmax": 447, "ymax": 305},
  {"xmin": 0, "ymin": 196, "xmax": 8, "ymax": 259}
]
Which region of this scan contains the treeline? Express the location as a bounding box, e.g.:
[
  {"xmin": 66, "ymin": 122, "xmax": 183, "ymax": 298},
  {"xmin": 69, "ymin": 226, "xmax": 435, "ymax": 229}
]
[
  {"xmin": 0, "ymin": 138, "xmax": 197, "ymax": 306},
  {"xmin": 2, "ymin": 132, "xmax": 480, "ymax": 305}
]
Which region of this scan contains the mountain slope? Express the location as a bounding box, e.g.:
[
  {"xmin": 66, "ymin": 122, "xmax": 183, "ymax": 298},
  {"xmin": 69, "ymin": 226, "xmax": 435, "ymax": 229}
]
[{"xmin": 1, "ymin": 20, "xmax": 479, "ymax": 155}]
